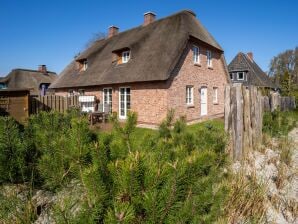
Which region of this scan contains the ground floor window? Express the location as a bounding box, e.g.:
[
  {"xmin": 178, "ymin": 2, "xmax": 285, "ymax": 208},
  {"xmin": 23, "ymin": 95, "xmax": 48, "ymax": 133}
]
[
  {"xmin": 119, "ymin": 87, "xmax": 131, "ymax": 119},
  {"xmin": 186, "ymin": 86, "xmax": 194, "ymax": 105},
  {"xmin": 103, "ymin": 88, "xmax": 112, "ymax": 113},
  {"xmin": 213, "ymin": 87, "xmax": 218, "ymax": 104}
]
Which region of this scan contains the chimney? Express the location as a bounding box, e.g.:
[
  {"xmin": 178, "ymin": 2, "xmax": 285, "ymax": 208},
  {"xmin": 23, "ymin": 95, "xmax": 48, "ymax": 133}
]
[
  {"xmin": 143, "ymin": 11, "xmax": 156, "ymax": 26},
  {"xmin": 108, "ymin": 25, "xmax": 119, "ymax": 38},
  {"xmin": 38, "ymin": 65, "xmax": 47, "ymax": 73},
  {"xmin": 247, "ymin": 52, "xmax": 253, "ymax": 61}
]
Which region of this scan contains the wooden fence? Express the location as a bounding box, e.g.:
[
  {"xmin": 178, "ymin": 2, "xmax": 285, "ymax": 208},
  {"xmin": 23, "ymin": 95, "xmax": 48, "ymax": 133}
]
[
  {"xmin": 30, "ymin": 95, "xmax": 79, "ymax": 114},
  {"xmin": 225, "ymin": 84, "xmax": 296, "ymax": 161}
]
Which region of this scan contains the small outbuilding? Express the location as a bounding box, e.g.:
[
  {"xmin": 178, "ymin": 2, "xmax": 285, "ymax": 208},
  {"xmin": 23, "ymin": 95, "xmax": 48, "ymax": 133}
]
[{"xmin": 0, "ymin": 65, "xmax": 57, "ymax": 96}]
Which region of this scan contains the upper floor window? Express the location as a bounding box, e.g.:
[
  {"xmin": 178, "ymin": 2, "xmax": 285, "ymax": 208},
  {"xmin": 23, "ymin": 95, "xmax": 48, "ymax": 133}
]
[
  {"xmin": 186, "ymin": 86, "xmax": 194, "ymax": 105},
  {"xmin": 207, "ymin": 50, "xmax": 212, "ymax": 67},
  {"xmin": 122, "ymin": 51, "xmax": 130, "ymax": 63},
  {"xmin": 192, "ymin": 46, "xmax": 200, "ymax": 64},
  {"xmin": 0, "ymin": 83, "xmax": 7, "ymax": 89},
  {"xmin": 230, "ymin": 73, "xmax": 234, "ymax": 80},
  {"xmin": 82, "ymin": 60, "xmax": 88, "ymax": 71},
  {"xmin": 237, "ymin": 72, "xmax": 244, "ymax": 80}
]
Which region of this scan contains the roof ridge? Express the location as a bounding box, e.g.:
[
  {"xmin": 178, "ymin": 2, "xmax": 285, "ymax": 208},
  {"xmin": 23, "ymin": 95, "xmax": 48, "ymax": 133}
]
[{"xmin": 12, "ymin": 68, "xmax": 57, "ymax": 74}]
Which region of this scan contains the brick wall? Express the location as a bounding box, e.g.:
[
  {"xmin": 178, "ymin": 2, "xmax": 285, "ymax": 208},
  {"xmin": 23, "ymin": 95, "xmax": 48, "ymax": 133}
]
[
  {"xmin": 54, "ymin": 82, "xmax": 168, "ymax": 124},
  {"xmin": 167, "ymin": 42, "xmax": 228, "ymax": 122},
  {"xmin": 54, "ymin": 41, "xmax": 228, "ymax": 125}
]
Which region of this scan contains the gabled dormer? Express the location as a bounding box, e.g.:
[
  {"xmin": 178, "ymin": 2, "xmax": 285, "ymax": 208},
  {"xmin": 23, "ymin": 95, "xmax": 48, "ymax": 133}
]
[
  {"xmin": 112, "ymin": 48, "xmax": 131, "ymax": 65},
  {"xmin": 76, "ymin": 58, "xmax": 88, "ymax": 72}
]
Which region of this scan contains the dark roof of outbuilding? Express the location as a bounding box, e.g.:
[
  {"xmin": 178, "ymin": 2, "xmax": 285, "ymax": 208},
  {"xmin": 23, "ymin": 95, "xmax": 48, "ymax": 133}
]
[
  {"xmin": 0, "ymin": 69, "xmax": 57, "ymax": 95},
  {"xmin": 50, "ymin": 10, "xmax": 223, "ymax": 89},
  {"xmin": 228, "ymin": 52, "xmax": 277, "ymax": 89}
]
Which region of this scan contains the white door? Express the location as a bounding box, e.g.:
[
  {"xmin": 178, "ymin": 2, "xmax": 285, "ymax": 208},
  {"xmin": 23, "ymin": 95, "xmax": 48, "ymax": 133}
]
[
  {"xmin": 119, "ymin": 87, "xmax": 131, "ymax": 119},
  {"xmin": 200, "ymin": 87, "xmax": 207, "ymax": 116}
]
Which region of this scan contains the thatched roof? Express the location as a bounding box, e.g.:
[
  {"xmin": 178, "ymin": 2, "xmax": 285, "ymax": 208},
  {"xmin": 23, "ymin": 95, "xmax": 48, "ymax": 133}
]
[
  {"xmin": 0, "ymin": 69, "xmax": 57, "ymax": 95},
  {"xmin": 228, "ymin": 52, "xmax": 277, "ymax": 89},
  {"xmin": 50, "ymin": 10, "xmax": 223, "ymax": 89}
]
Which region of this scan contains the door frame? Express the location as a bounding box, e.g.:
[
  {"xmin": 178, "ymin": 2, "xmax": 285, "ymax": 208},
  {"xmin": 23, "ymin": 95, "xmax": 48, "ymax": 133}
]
[
  {"xmin": 200, "ymin": 86, "xmax": 208, "ymax": 116},
  {"xmin": 119, "ymin": 87, "xmax": 131, "ymax": 119}
]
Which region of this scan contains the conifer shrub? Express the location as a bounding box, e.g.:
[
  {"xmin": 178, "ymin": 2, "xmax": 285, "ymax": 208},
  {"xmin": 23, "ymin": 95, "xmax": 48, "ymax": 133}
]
[
  {"xmin": 0, "ymin": 117, "xmax": 25, "ymax": 183},
  {"xmin": 0, "ymin": 110, "xmax": 229, "ymax": 223}
]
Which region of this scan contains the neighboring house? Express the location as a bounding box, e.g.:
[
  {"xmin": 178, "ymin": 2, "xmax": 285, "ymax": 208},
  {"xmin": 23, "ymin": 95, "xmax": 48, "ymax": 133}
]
[
  {"xmin": 50, "ymin": 10, "xmax": 229, "ymax": 125},
  {"xmin": 228, "ymin": 52, "xmax": 277, "ymax": 89},
  {"xmin": 0, "ymin": 65, "xmax": 57, "ymax": 95}
]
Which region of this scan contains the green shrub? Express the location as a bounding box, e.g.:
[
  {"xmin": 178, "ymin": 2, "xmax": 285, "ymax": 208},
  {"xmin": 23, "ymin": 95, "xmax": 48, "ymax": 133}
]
[
  {"xmin": 263, "ymin": 109, "xmax": 298, "ymax": 137},
  {"xmin": 0, "ymin": 117, "xmax": 25, "ymax": 183}
]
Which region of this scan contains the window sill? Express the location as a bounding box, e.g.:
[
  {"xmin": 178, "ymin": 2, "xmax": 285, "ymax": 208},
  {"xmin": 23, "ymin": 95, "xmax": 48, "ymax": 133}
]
[
  {"xmin": 194, "ymin": 63, "xmax": 201, "ymax": 67},
  {"xmin": 186, "ymin": 104, "xmax": 195, "ymax": 108},
  {"xmin": 213, "ymin": 102, "xmax": 219, "ymax": 105},
  {"xmin": 208, "ymin": 66, "xmax": 213, "ymax": 70}
]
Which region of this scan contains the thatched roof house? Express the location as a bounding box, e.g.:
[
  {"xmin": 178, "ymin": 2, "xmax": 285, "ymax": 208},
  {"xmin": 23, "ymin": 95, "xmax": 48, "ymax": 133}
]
[
  {"xmin": 0, "ymin": 65, "xmax": 57, "ymax": 95},
  {"xmin": 228, "ymin": 52, "xmax": 277, "ymax": 89},
  {"xmin": 50, "ymin": 10, "xmax": 223, "ymax": 89},
  {"xmin": 51, "ymin": 10, "xmax": 229, "ymax": 125}
]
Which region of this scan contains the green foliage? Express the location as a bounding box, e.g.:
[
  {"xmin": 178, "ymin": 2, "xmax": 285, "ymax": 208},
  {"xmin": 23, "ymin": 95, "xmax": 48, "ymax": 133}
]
[
  {"xmin": 263, "ymin": 109, "xmax": 298, "ymax": 137},
  {"xmin": 0, "ymin": 110, "xmax": 229, "ymax": 223},
  {"xmin": 0, "ymin": 117, "xmax": 25, "ymax": 183}
]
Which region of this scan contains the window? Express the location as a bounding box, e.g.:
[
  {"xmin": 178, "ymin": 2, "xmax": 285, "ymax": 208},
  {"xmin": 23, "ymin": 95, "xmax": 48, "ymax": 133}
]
[
  {"xmin": 213, "ymin": 87, "xmax": 218, "ymax": 104},
  {"xmin": 103, "ymin": 88, "xmax": 112, "ymax": 113},
  {"xmin": 186, "ymin": 86, "xmax": 194, "ymax": 105},
  {"xmin": 193, "ymin": 46, "xmax": 200, "ymax": 64},
  {"xmin": 122, "ymin": 51, "xmax": 130, "ymax": 63},
  {"xmin": 207, "ymin": 50, "xmax": 212, "ymax": 67},
  {"xmin": 230, "ymin": 73, "xmax": 233, "ymax": 80},
  {"xmin": 0, "ymin": 83, "xmax": 7, "ymax": 89},
  {"xmin": 78, "ymin": 89, "xmax": 85, "ymax": 96},
  {"xmin": 237, "ymin": 72, "xmax": 244, "ymax": 80},
  {"xmin": 68, "ymin": 89, "xmax": 74, "ymax": 96},
  {"xmin": 82, "ymin": 60, "xmax": 88, "ymax": 71}
]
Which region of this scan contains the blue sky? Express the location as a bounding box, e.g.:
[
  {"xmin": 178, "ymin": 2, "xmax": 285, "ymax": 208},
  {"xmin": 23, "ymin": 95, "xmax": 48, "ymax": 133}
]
[{"xmin": 0, "ymin": 0, "xmax": 297, "ymax": 76}]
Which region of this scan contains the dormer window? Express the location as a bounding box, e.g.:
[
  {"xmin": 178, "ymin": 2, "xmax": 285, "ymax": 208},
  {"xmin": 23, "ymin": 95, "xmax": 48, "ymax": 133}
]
[
  {"xmin": 82, "ymin": 60, "xmax": 88, "ymax": 71},
  {"xmin": 76, "ymin": 59, "xmax": 88, "ymax": 72},
  {"xmin": 0, "ymin": 83, "xmax": 7, "ymax": 89},
  {"xmin": 122, "ymin": 51, "xmax": 130, "ymax": 63}
]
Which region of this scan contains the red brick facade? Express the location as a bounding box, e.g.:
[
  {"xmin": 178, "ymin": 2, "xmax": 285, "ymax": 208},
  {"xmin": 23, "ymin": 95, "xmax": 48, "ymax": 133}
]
[{"xmin": 54, "ymin": 41, "xmax": 228, "ymax": 125}]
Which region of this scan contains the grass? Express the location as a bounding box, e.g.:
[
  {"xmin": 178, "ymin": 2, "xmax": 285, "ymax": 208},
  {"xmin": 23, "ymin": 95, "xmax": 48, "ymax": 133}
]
[{"xmin": 130, "ymin": 118, "xmax": 225, "ymax": 149}]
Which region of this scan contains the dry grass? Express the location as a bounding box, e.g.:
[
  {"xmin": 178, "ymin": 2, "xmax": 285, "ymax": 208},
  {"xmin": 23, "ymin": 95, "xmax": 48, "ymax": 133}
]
[{"xmin": 218, "ymin": 171, "xmax": 267, "ymax": 223}]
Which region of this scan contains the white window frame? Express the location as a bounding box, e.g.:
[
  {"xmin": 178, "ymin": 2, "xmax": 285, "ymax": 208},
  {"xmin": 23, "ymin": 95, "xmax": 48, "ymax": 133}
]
[
  {"xmin": 122, "ymin": 51, "xmax": 130, "ymax": 63},
  {"xmin": 213, "ymin": 87, "xmax": 218, "ymax": 104},
  {"xmin": 192, "ymin": 45, "xmax": 200, "ymax": 64},
  {"xmin": 119, "ymin": 87, "xmax": 131, "ymax": 119},
  {"xmin": 207, "ymin": 50, "xmax": 212, "ymax": 68},
  {"xmin": 103, "ymin": 88, "xmax": 113, "ymax": 113},
  {"xmin": 82, "ymin": 60, "xmax": 88, "ymax": 71},
  {"xmin": 186, "ymin": 86, "xmax": 194, "ymax": 105},
  {"xmin": 237, "ymin": 72, "xmax": 245, "ymax": 80}
]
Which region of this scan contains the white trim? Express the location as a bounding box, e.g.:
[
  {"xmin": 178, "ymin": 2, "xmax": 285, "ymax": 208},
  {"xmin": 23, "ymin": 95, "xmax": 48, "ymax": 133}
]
[
  {"xmin": 237, "ymin": 72, "xmax": 245, "ymax": 80},
  {"xmin": 119, "ymin": 87, "xmax": 131, "ymax": 119},
  {"xmin": 213, "ymin": 87, "xmax": 218, "ymax": 104},
  {"xmin": 103, "ymin": 88, "xmax": 113, "ymax": 112},
  {"xmin": 186, "ymin": 86, "xmax": 194, "ymax": 105},
  {"xmin": 207, "ymin": 50, "xmax": 212, "ymax": 68},
  {"xmin": 192, "ymin": 45, "xmax": 200, "ymax": 64},
  {"xmin": 82, "ymin": 60, "xmax": 88, "ymax": 71},
  {"xmin": 200, "ymin": 87, "xmax": 208, "ymax": 116},
  {"xmin": 122, "ymin": 51, "xmax": 130, "ymax": 63}
]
